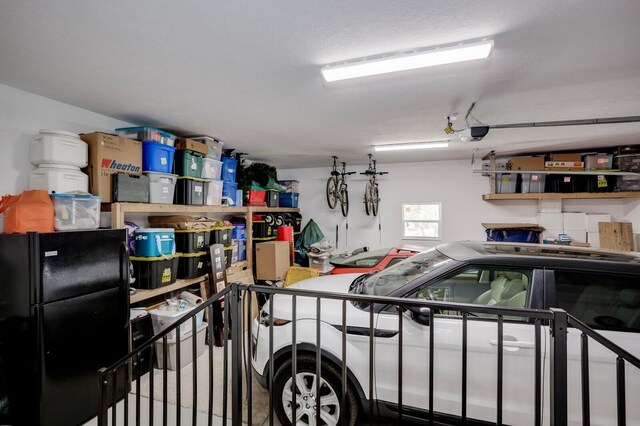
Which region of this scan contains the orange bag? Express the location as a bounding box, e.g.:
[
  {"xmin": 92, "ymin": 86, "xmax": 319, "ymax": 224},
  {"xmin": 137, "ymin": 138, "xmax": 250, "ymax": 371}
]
[{"xmin": 0, "ymin": 190, "xmax": 54, "ymax": 234}]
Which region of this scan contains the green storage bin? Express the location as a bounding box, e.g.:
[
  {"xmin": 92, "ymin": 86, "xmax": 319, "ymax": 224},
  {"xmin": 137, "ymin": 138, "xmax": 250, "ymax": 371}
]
[{"xmin": 174, "ymin": 149, "xmax": 204, "ymax": 178}]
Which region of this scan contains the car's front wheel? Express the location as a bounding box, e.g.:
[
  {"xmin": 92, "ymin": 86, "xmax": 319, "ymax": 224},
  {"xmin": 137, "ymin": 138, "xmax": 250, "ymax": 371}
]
[{"xmin": 273, "ymin": 354, "xmax": 358, "ymax": 426}]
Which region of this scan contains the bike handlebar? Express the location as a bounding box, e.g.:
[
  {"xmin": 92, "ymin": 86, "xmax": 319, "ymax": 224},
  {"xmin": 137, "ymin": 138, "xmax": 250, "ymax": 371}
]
[
  {"xmin": 343, "ymin": 171, "xmax": 356, "ymax": 176},
  {"xmin": 361, "ymin": 171, "xmax": 388, "ymax": 176}
]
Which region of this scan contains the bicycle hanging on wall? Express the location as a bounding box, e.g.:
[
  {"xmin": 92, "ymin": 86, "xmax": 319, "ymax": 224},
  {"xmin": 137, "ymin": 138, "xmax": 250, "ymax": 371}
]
[
  {"xmin": 326, "ymin": 156, "xmax": 355, "ymax": 217},
  {"xmin": 361, "ymin": 154, "xmax": 388, "ymax": 216}
]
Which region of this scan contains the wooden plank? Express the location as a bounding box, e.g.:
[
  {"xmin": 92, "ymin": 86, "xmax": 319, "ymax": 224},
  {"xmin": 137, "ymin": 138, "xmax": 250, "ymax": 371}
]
[
  {"xmin": 483, "ymin": 192, "xmax": 640, "ymax": 201},
  {"xmin": 599, "ymin": 222, "xmax": 635, "ymax": 251},
  {"xmin": 130, "ymin": 275, "xmax": 208, "ymax": 304}
]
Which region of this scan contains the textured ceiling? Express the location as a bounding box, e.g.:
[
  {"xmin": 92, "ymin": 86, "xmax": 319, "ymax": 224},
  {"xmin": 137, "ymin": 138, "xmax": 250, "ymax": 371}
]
[{"xmin": 1, "ymin": 0, "xmax": 639, "ymax": 168}]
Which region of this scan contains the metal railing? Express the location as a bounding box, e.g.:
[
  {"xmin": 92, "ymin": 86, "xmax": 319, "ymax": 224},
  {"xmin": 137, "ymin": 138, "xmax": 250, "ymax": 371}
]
[{"xmin": 97, "ymin": 283, "xmax": 640, "ymax": 426}]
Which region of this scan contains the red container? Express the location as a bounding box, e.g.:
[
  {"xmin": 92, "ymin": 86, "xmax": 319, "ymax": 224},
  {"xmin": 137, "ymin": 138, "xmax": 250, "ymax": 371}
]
[
  {"xmin": 276, "ymin": 226, "xmax": 294, "ymax": 242},
  {"xmin": 245, "ymin": 189, "xmax": 266, "ymax": 206}
]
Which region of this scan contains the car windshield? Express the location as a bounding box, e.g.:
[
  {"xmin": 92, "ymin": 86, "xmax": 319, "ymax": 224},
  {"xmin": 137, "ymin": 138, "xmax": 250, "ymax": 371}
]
[
  {"xmin": 331, "ymin": 248, "xmax": 390, "ymax": 267},
  {"xmin": 360, "ymin": 248, "xmax": 452, "ymax": 296}
]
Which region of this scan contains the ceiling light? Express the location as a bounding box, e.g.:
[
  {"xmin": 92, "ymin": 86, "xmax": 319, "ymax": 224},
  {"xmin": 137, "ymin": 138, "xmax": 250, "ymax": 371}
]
[
  {"xmin": 374, "ymin": 141, "xmax": 450, "ymax": 152},
  {"xmin": 321, "ymin": 39, "xmax": 494, "ymax": 82}
]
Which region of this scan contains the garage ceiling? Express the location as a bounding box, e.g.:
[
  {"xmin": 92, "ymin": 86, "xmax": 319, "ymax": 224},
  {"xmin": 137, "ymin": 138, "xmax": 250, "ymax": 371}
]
[{"xmin": 1, "ymin": 0, "xmax": 639, "ymax": 168}]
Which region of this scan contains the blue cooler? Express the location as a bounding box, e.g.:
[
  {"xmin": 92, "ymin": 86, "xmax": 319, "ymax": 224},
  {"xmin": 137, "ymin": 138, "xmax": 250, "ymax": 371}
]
[
  {"xmin": 221, "ymin": 156, "xmax": 237, "ymax": 182},
  {"xmin": 142, "ymin": 141, "xmax": 177, "ymax": 173},
  {"xmin": 134, "ymin": 228, "xmax": 176, "ymax": 257}
]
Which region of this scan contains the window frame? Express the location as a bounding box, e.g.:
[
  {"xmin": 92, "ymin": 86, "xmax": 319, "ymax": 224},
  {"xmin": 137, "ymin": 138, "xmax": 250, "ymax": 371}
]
[{"xmin": 402, "ymin": 202, "xmax": 442, "ymax": 241}]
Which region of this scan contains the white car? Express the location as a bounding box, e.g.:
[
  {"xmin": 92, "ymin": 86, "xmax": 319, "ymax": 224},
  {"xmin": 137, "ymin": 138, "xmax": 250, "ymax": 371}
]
[{"xmin": 251, "ymin": 242, "xmax": 640, "ymax": 425}]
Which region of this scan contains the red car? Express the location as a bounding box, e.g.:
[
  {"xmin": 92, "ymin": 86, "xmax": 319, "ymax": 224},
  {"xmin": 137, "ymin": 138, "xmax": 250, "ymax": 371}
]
[{"xmin": 330, "ymin": 245, "xmax": 423, "ymax": 275}]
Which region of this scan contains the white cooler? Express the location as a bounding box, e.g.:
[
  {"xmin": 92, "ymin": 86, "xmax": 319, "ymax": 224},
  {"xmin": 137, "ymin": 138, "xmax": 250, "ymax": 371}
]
[
  {"xmin": 29, "ymin": 164, "xmax": 89, "ymax": 193},
  {"xmin": 31, "ymin": 129, "xmax": 88, "ymax": 168}
]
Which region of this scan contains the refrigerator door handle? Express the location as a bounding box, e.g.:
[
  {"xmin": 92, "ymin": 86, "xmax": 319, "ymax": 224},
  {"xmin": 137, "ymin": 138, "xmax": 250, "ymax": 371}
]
[{"xmin": 120, "ymin": 242, "xmax": 130, "ymax": 328}]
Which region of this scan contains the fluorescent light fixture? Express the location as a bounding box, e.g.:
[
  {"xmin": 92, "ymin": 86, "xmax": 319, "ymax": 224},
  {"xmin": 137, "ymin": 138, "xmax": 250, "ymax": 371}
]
[
  {"xmin": 321, "ymin": 39, "xmax": 494, "ymax": 82},
  {"xmin": 374, "ymin": 141, "xmax": 450, "ymax": 152}
]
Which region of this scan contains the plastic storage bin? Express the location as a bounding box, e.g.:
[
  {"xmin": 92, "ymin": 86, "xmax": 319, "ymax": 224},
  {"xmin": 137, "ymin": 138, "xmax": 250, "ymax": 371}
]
[
  {"xmin": 154, "ymin": 323, "xmax": 207, "ymax": 371},
  {"xmin": 211, "ymin": 226, "xmax": 233, "ymax": 245},
  {"xmin": 112, "ymin": 173, "xmax": 150, "ymax": 203},
  {"xmin": 144, "ymin": 171, "xmax": 177, "ymax": 204},
  {"xmin": 174, "ymin": 149, "xmax": 204, "ymax": 178},
  {"xmin": 486, "ymin": 229, "xmax": 539, "ymax": 243},
  {"xmin": 174, "ymin": 177, "xmax": 210, "ymax": 205},
  {"xmin": 618, "ymin": 175, "xmax": 640, "ymax": 191},
  {"xmin": 189, "ymin": 136, "xmax": 223, "ymax": 161},
  {"xmin": 201, "ymin": 158, "xmax": 222, "ymax": 180},
  {"xmin": 266, "ymin": 190, "xmax": 279, "ymax": 207},
  {"xmin": 222, "ymin": 181, "xmax": 238, "ymax": 204},
  {"xmin": 176, "ymin": 251, "xmax": 207, "ymax": 279},
  {"xmin": 617, "ymin": 154, "xmax": 640, "ymax": 172},
  {"xmin": 278, "ymin": 180, "xmax": 299, "ymax": 193},
  {"xmin": 236, "ymin": 239, "xmax": 246, "ymax": 261},
  {"xmin": 279, "ymin": 192, "xmax": 299, "ymax": 208},
  {"xmin": 496, "ymin": 173, "xmax": 517, "ymax": 194},
  {"xmin": 205, "ymin": 179, "xmax": 223, "ymax": 206},
  {"xmin": 583, "ymin": 174, "xmax": 615, "ymax": 193},
  {"xmin": 175, "ymin": 229, "xmax": 210, "ymax": 253},
  {"xmin": 150, "ymin": 306, "xmax": 205, "ymax": 339},
  {"xmin": 224, "ymin": 246, "xmax": 233, "ymax": 268},
  {"xmin": 29, "ymin": 164, "xmax": 89, "ymax": 193},
  {"xmin": 133, "ymin": 228, "xmax": 176, "ymax": 257},
  {"xmin": 252, "ymin": 221, "xmax": 273, "ymax": 239},
  {"xmin": 31, "ymin": 130, "xmax": 88, "ymax": 168},
  {"xmin": 245, "ymin": 188, "xmax": 266, "ymax": 205},
  {"xmin": 308, "ymin": 252, "xmax": 333, "ymax": 274},
  {"xmin": 116, "ymin": 126, "xmax": 176, "ymax": 146},
  {"xmin": 221, "ymin": 156, "xmax": 237, "ymax": 182},
  {"xmin": 50, "ymin": 194, "xmax": 102, "ymax": 230},
  {"xmin": 521, "ymin": 174, "xmax": 546, "ymax": 194},
  {"xmin": 584, "ymin": 154, "xmax": 614, "ymax": 170},
  {"xmin": 142, "ymin": 141, "xmax": 176, "ymax": 173},
  {"xmin": 130, "ymin": 255, "xmax": 179, "ymax": 289},
  {"xmin": 232, "ymin": 224, "xmax": 246, "ymax": 240}
]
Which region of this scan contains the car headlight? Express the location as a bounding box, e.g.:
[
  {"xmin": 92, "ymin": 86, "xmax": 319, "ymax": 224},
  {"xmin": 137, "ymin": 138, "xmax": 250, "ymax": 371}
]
[{"xmin": 259, "ymin": 310, "xmax": 291, "ymax": 327}]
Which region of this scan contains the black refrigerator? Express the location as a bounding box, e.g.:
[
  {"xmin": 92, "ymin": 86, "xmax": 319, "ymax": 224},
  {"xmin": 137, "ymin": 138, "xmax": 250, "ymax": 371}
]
[{"xmin": 0, "ymin": 229, "xmax": 129, "ymax": 426}]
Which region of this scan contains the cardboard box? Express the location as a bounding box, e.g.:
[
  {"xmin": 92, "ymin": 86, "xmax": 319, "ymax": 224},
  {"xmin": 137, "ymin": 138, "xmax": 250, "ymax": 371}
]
[
  {"xmin": 509, "ymin": 156, "xmax": 545, "ymax": 171},
  {"xmin": 545, "ymin": 161, "xmax": 584, "ymax": 171},
  {"xmin": 550, "ymin": 153, "xmax": 582, "ymax": 162},
  {"xmin": 255, "ymin": 241, "xmax": 291, "ymax": 281},
  {"xmin": 587, "ymin": 232, "xmax": 600, "ymax": 249},
  {"xmin": 563, "ymin": 212, "xmax": 586, "ymax": 231},
  {"xmin": 564, "ymin": 229, "xmax": 587, "ymax": 243},
  {"xmin": 585, "ymin": 214, "xmax": 611, "ymax": 233},
  {"xmin": 537, "ymin": 212, "xmax": 563, "ymax": 230},
  {"xmin": 175, "ymin": 138, "xmax": 208, "ymax": 156},
  {"xmin": 81, "ymin": 132, "xmax": 142, "ymax": 203}
]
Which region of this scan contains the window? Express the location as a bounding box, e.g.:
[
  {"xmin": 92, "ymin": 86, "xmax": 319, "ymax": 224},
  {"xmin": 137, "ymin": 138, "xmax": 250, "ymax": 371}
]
[
  {"xmin": 402, "ymin": 203, "xmax": 442, "ymax": 240},
  {"xmin": 554, "ymin": 270, "xmax": 640, "ymax": 332}
]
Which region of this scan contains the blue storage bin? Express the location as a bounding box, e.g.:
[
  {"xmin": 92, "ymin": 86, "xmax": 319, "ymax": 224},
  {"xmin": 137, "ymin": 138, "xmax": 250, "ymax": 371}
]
[
  {"xmin": 236, "ymin": 239, "xmax": 246, "ymax": 261},
  {"xmin": 134, "ymin": 228, "xmax": 176, "ymax": 257},
  {"xmin": 485, "ymin": 229, "xmax": 539, "ymax": 243},
  {"xmin": 142, "ymin": 141, "xmax": 176, "ymax": 173},
  {"xmin": 221, "ymin": 156, "xmax": 237, "ymax": 182},
  {"xmin": 279, "ymin": 192, "xmax": 299, "ymax": 208},
  {"xmin": 232, "ymin": 224, "xmax": 246, "ymax": 240},
  {"xmin": 222, "ymin": 181, "xmax": 238, "ymax": 204}
]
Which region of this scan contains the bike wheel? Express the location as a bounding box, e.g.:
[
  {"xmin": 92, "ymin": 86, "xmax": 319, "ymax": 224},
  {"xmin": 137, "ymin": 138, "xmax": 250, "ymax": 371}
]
[
  {"xmin": 340, "ymin": 183, "xmax": 349, "ymax": 217},
  {"xmin": 364, "ymin": 181, "xmax": 373, "ymax": 216},
  {"xmin": 326, "ymin": 177, "xmax": 339, "ymax": 209},
  {"xmin": 372, "ymin": 184, "xmax": 379, "ymax": 217}
]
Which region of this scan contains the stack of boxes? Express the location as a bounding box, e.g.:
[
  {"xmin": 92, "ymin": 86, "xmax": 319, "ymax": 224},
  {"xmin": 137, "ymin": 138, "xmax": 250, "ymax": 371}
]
[
  {"xmin": 193, "ymin": 136, "xmax": 224, "ymax": 206},
  {"xmin": 210, "ymin": 220, "xmax": 235, "ymax": 268},
  {"xmin": 172, "ymin": 137, "xmax": 211, "ymax": 205},
  {"xmin": 129, "ymin": 228, "xmax": 179, "ymax": 288},
  {"xmin": 232, "ymin": 223, "xmax": 247, "ymax": 265}
]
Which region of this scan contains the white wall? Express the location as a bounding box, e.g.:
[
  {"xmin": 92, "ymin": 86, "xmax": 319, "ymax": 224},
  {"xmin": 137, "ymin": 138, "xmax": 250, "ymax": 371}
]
[
  {"xmin": 0, "ymin": 83, "xmax": 132, "ymax": 230},
  {"xmin": 279, "ymin": 160, "xmax": 640, "ymax": 253}
]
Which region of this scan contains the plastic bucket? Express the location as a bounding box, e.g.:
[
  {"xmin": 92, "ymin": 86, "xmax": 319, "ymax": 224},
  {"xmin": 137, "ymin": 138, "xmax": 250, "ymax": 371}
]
[
  {"xmin": 142, "ymin": 141, "xmax": 176, "ymax": 173},
  {"xmin": 277, "ymin": 226, "xmax": 294, "ymax": 242}
]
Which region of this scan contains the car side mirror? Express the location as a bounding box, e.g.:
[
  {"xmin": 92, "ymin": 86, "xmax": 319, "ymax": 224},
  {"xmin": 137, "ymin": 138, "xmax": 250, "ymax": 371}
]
[{"xmin": 401, "ymin": 305, "xmax": 431, "ymax": 326}]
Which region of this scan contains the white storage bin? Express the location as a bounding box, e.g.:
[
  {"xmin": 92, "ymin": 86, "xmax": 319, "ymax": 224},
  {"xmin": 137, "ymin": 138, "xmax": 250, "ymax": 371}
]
[
  {"xmin": 189, "ymin": 136, "xmax": 223, "ymax": 161},
  {"xmin": 29, "ymin": 164, "xmax": 89, "ymax": 193},
  {"xmin": 154, "ymin": 323, "xmax": 207, "ymax": 371},
  {"xmin": 308, "ymin": 252, "xmax": 333, "ymax": 274},
  {"xmin": 150, "ymin": 306, "xmax": 205, "ymax": 340},
  {"xmin": 31, "ymin": 130, "xmax": 88, "ymax": 168},
  {"xmin": 50, "ymin": 194, "xmax": 102, "ymax": 230},
  {"xmin": 144, "ymin": 171, "xmax": 178, "ymax": 204},
  {"xmin": 205, "ymin": 179, "xmax": 224, "ymax": 206},
  {"xmin": 201, "ymin": 158, "xmax": 222, "ymax": 180}
]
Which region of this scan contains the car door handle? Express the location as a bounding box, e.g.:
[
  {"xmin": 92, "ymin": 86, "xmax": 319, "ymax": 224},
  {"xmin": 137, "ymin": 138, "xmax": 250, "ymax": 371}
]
[{"xmin": 489, "ymin": 339, "xmax": 535, "ymax": 349}]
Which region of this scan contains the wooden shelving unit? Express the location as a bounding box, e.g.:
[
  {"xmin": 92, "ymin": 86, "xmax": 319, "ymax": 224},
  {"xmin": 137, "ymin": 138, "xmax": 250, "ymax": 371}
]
[
  {"xmin": 105, "ymin": 203, "xmax": 300, "ymax": 302},
  {"xmin": 482, "ymin": 192, "xmax": 640, "ymax": 201}
]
